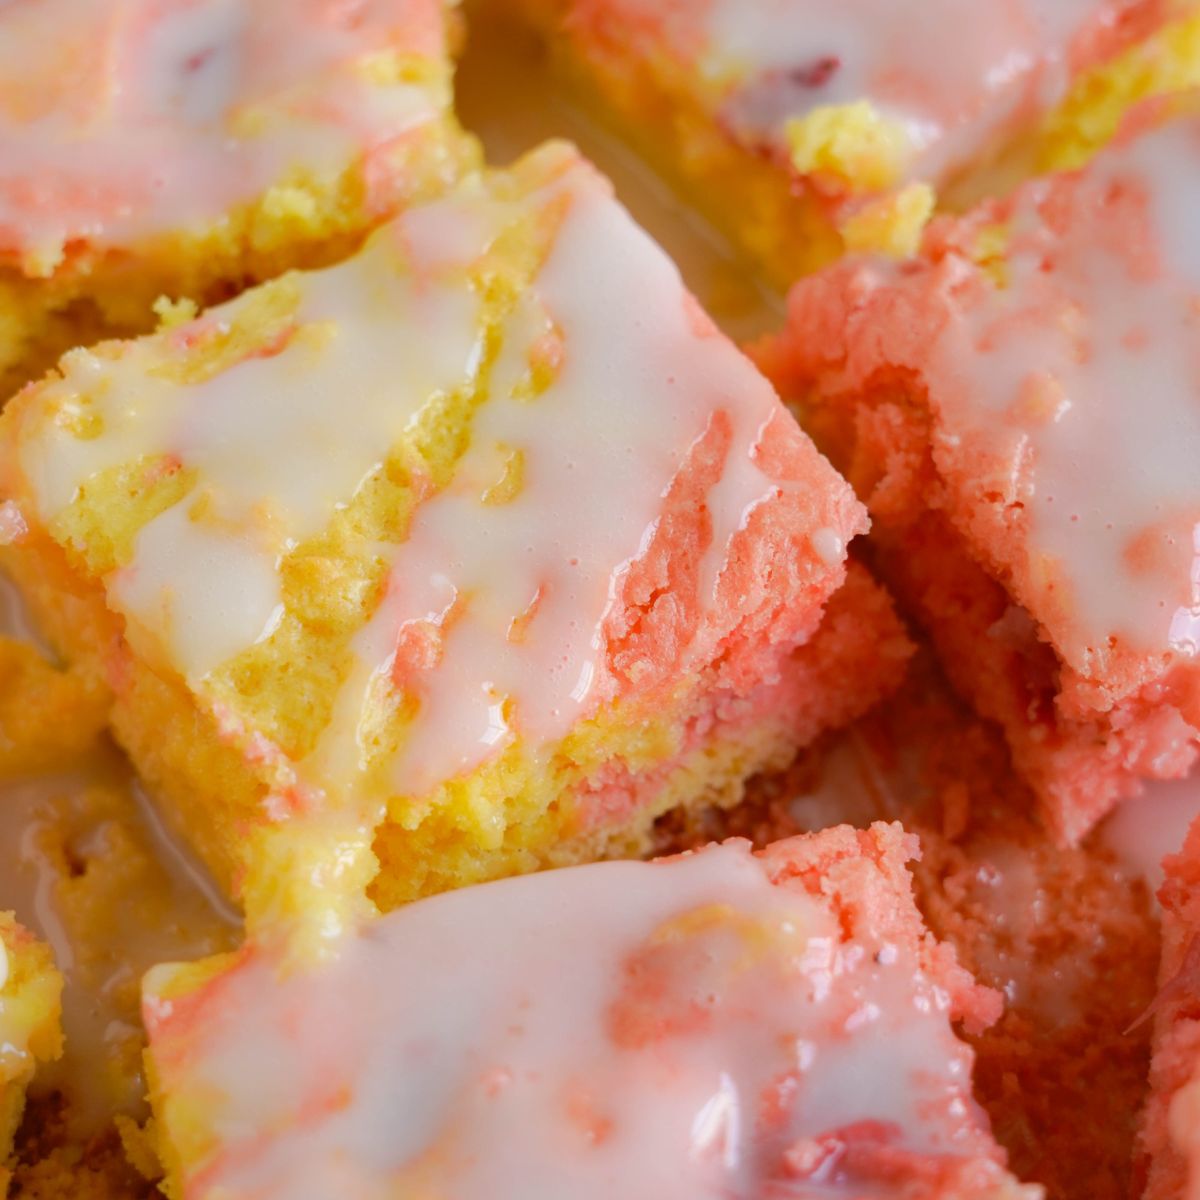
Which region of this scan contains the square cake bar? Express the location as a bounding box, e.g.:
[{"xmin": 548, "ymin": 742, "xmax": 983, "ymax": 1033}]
[
  {"xmin": 756, "ymin": 102, "xmax": 1200, "ymax": 843},
  {"xmin": 512, "ymin": 0, "xmax": 1200, "ymax": 284},
  {"xmin": 0, "ymin": 142, "xmax": 909, "ymax": 924}
]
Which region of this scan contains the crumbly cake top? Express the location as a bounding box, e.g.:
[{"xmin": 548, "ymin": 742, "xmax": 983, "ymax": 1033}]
[
  {"xmin": 4, "ymin": 142, "xmax": 863, "ymax": 808},
  {"xmin": 567, "ymin": 0, "xmax": 1156, "ymax": 189},
  {"xmin": 0, "ymin": 0, "xmax": 454, "ymax": 273},
  {"xmin": 144, "ymin": 828, "xmax": 1023, "ymax": 1200}
]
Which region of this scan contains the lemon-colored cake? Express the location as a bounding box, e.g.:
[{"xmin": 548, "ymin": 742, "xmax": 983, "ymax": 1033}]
[
  {"xmin": 0, "ymin": 913, "xmax": 63, "ymax": 1188},
  {"xmin": 142, "ymin": 824, "xmax": 1037, "ymax": 1199},
  {"xmin": 0, "ymin": 141, "xmax": 910, "ymax": 938},
  {"xmin": 508, "ymin": 0, "xmax": 1200, "ymax": 285},
  {"xmin": 0, "ymin": 0, "xmax": 480, "ymax": 402}
]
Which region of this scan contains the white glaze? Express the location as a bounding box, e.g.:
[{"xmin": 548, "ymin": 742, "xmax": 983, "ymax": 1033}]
[
  {"xmin": 635, "ymin": 0, "xmax": 1118, "ymax": 185},
  {"xmin": 314, "ymin": 152, "xmax": 785, "ymax": 796},
  {"xmin": 928, "ymin": 117, "xmax": 1200, "ymax": 671},
  {"xmin": 109, "ymin": 503, "xmax": 285, "ymax": 682},
  {"xmin": 0, "ymin": 0, "xmax": 447, "ymax": 265},
  {"xmin": 144, "ymin": 839, "xmax": 1005, "ymax": 1199},
  {"xmin": 21, "ymin": 223, "xmax": 485, "ymax": 685}
]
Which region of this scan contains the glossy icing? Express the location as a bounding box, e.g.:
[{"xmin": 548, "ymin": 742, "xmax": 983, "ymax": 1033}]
[
  {"xmin": 22, "ymin": 229, "xmax": 481, "ymax": 682},
  {"xmin": 144, "ymin": 836, "xmax": 1013, "ymax": 1199},
  {"xmin": 0, "ymin": 0, "xmax": 450, "ymax": 269},
  {"xmin": 0, "ymin": 567, "xmax": 43, "ymax": 651},
  {"xmin": 315, "ymin": 154, "xmax": 816, "ymax": 796},
  {"xmin": 926, "ymin": 116, "xmax": 1200, "ymax": 673},
  {"xmin": 582, "ymin": 0, "xmax": 1146, "ymax": 186},
  {"xmin": 1100, "ymin": 774, "xmax": 1200, "ymax": 895}
]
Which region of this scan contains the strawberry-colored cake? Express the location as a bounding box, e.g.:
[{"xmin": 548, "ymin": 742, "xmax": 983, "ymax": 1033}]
[
  {"xmin": 657, "ymin": 650, "xmax": 1163, "ymax": 1200},
  {"xmin": 756, "ymin": 103, "xmax": 1200, "ymax": 844}
]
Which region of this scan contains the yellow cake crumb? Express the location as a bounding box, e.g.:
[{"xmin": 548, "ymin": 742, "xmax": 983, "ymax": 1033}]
[
  {"xmin": 0, "ymin": 914, "xmax": 62, "ymax": 1181},
  {"xmin": 784, "ymin": 101, "xmax": 908, "ymax": 193},
  {"xmin": 1034, "ymin": 8, "xmax": 1200, "ymax": 175},
  {"xmin": 840, "ymin": 182, "xmax": 936, "ymax": 259}
]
